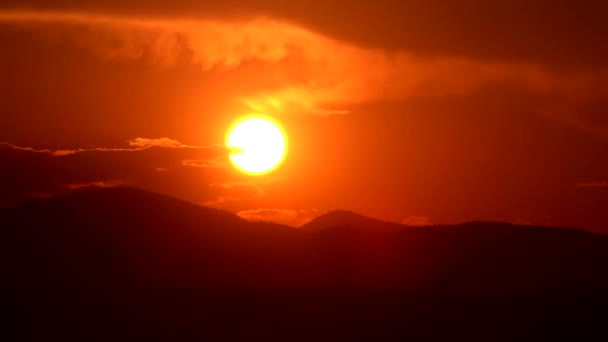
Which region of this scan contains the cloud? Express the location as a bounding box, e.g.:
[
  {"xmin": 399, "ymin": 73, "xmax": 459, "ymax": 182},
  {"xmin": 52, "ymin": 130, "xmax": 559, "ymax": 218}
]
[
  {"xmin": 237, "ymin": 208, "xmax": 319, "ymax": 226},
  {"xmin": 2, "ymin": 2, "xmax": 607, "ymax": 68},
  {"xmin": 1, "ymin": 8, "xmax": 599, "ymax": 118},
  {"xmin": 0, "ymin": 140, "xmax": 231, "ymax": 204},
  {"xmin": 1, "ymin": 143, "xmax": 80, "ymax": 156},
  {"xmin": 0, "ymin": 142, "xmax": 148, "ymax": 157},
  {"xmin": 401, "ymin": 216, "xmax": 432, "ymax": 227},
  {"xmin": 576, "ymin": 182, "xmax": 608, "ymax": 188},
  {"xmin": 205, "ymin": 182, "xmax": 265, "ymax": 205},
  {"xmin": 0, "ymin": 139, "xmax": 226, "ymax": 157},
  {"xmin": 181, "ymin": 159, "xmax": 225, "ymax": 169},
  {"xmin": 65, "ymin": 180, "xmax": 125, "ymax": 190},
  {"xmin": 128, "ymin": 137, "xmax": 186, "ymax": 148}
]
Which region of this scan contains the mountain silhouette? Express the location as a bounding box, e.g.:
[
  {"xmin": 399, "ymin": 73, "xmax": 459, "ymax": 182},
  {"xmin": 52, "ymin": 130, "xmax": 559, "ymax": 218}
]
[
  {"xmin": 302, "ymin": 209, "xmax": 407, "ymax": 231},
  {"xmin": 5, "ymin": 187, "xmax": 608, "ymax": 341}
]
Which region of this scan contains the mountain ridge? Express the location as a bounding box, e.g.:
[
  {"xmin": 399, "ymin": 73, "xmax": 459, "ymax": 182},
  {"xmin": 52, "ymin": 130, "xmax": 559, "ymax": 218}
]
[
  {"xmin": 301, "ymin": 208, "xmax": 410, "ymax": 231},
  {"xmin": 5, "ymin": 187, "xmax": 608, "ymax": 340},
  {"xmin": 4, "ymin": 186, "xmax": 604, "ymax": 236}
]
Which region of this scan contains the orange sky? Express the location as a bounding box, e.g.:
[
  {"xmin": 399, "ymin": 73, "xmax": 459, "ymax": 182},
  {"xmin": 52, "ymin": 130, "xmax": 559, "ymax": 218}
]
[{"xmin": 1, "ymin": 1, "xmax": 607, "ymax": 232}]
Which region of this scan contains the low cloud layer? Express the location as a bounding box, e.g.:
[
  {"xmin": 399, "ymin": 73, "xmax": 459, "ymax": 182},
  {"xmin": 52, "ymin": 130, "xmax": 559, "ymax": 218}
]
[
  {"xmin": 237, "ymin": 208, "xmax": 319, "ymax": 227},
  {"xmin": 0, "ymin": 139, "xmax": 233, "ymax": 205}
]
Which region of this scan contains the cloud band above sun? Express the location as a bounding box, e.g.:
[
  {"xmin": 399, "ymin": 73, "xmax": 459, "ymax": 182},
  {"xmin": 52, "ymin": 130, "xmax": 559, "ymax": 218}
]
[{"xmin": 2, "ymin": 8, "xmax": 605, "ymax": 128}]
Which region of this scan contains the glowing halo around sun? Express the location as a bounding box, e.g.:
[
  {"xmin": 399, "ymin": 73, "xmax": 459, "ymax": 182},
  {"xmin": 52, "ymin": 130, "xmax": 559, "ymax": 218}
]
[{"xmin": 225, "ymin": 115, "xmax": 287, "ymax": 175}]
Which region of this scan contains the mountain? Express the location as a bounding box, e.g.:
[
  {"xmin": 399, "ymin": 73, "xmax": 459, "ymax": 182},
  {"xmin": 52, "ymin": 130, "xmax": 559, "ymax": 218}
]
[
  {"xmin": 302, "ymin": 209, "xmax": 407, "ymax": 231},
  {"xmin": 5, "ymin": 187, "xmax": 608, "ymax": 341}
]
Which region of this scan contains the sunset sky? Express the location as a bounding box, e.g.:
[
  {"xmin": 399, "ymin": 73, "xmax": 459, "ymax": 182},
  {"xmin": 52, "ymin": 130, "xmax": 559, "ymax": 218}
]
[{"xmin": 1, "ymin": 1, "xmax": 607, "ymax": 232}]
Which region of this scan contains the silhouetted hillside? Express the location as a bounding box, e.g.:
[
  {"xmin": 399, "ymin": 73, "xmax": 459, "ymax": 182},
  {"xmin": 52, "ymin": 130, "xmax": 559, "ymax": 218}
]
[
  {"xmin": 302, "ymin": 209, "xmax": 407, "ymax": 231},
  {"xmin": 5, "ymin": 188, "xmax": 608, "ymax": 341}
]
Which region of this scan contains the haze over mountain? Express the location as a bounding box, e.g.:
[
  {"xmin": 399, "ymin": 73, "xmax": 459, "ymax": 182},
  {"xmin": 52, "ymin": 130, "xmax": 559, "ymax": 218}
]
[{"xmin": 5, "ymin": 187, "xmax": 608, "ymax": 341}]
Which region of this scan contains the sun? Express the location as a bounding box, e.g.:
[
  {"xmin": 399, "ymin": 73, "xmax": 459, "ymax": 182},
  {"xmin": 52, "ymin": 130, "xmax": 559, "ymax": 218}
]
[{"xmin": 226, "ymin": 115, "xmax": 287, "ymax": 175}]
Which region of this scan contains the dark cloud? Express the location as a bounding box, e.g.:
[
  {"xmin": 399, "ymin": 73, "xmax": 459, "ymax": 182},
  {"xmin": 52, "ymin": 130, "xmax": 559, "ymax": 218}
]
[
  {"xmin": 2, "ymin": 8, "xmax": 605, "ymax": 124},
  {"xmin": 0, "ymin": 140, "xmax": 230, "ymax": 205},
  {"xmin": 1, "ymin": 3, "xmax": 606, "ymax": 140},
  {"xmin": 1, "ymin": 1, "xmax": 607, "ymax": 68}
]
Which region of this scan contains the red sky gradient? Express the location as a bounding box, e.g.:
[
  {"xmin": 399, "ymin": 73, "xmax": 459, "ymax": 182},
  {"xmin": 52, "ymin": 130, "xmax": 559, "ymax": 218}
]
[{"xmin": 1, "ymin": 1, "xmax": 607, "ymax": 232}]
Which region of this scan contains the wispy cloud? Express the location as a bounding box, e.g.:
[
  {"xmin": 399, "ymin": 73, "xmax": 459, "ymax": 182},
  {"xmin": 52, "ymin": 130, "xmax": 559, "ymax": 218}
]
[
  {"xmin": 237, "ymin": 208, "xmax": 319, "ymax": 227},
  {"xmin": 0, "ymin": 139, "xmax": 231, "ymax": 204},
  {"xmin": 128, "ymin": 137, "xmax": 186, "ymax": 148},
  {"xmin": 1, "ymin": 139, "xmax": 225, "ymax": 156},
  {"xmin": 65, "ymin": 180, "xmax": 126, "ymax": 190},
  {"xmin": 1, "ymin": 142, "xmax": 141, "ymax": 156},
  {"xmin": 0, "ymin": 9, "xmax": 589, "ymax": 117}
]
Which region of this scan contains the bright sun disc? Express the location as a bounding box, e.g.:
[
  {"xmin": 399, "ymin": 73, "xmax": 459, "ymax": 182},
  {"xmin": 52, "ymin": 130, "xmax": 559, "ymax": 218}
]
[{"xmin": 226, "ymin": 115, "xmax": 287, "ymax": 175}]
